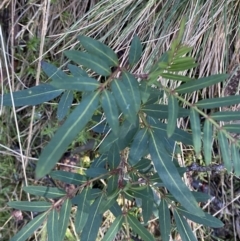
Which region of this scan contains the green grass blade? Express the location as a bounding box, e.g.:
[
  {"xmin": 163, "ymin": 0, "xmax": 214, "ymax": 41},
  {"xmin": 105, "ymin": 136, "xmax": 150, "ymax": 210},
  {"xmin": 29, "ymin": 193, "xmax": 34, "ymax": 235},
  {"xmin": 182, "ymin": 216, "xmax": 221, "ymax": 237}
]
[
  {"xmin": 129, "ymin": 128, "xmax": 149, "ymax": 166},
  {"xmin": 8, "ymin": 201, "xmax": 51, "ymax": 212},
  {"xmin": 231, "ymin": 144, "xmax": 240, "ymax": 177},
  {"xmin": 64, "ymin": 50, "xmax": 111, "ymax": 76},
  {"xmin": 101, "ymin": 90, "xmax": 119, "ymax": 135},
  {"xmin": 175, "ymin": 74, "xmax": 228, "ymax": 94},
  {"xmin": 59, "ymin": 198, "xmax": 72, "ymax": 241},
  {"xmin": 1, "ymin": 84, "xmax": 63, "ymax": 106},
  {"xmin": 167, "ymin": 95, "xmax": 179, "ymax": 137},
  {"xmin": 127, "ymin": 214, "xmax": 155, "ymax": 241},
  {"xmin": 23, "ymin": 186, "xmax": 66, "ymax": 199},
  {"xmin": 10, "ymin": 212, "xmax": 47, "ymax": 241},
  {"xmin": 149, "ymin": 131, "xmax": 204, "ymax": 216},
  {"xmin": 218, "ymin": 131, "xmax": 231, "ymax": 172},
  {"xmin": 158, "ymin": 199, "xmax": 171, "ymax": 241},
  {"xmin": 47, "ymin": 209, "xmax": 59, "ymax": 241},
  {"xmin": 129, "ymin": 34, "xmax": 142, "ymax": 66},
  {"xmin": 57, "ymin": 90, "xmax": 73, "ymax": 121},
  {"xmin": 36, "ymin": 91, "xmax": 100, "ymax": 178},
  {"xmin": 102, "ymin": 215, "xmax": 124, "ymax": 241},
  {"xmin": 174, "ymin": 210, "xmax": 197, "ymax": 241},
  {"xmin": 196, "ymin": 95, "xmax": 240, "ymax": 109},
  {"xmin": 190, "ymin": 108, "xmax": 201, "ymax": 157},
  {"xmin": 78, "ymin": 35, "xmax": 118, "ymax": 67},
  {"xmin": 203, "ymin": 119, "xmax": 213, "ymax": 166}
]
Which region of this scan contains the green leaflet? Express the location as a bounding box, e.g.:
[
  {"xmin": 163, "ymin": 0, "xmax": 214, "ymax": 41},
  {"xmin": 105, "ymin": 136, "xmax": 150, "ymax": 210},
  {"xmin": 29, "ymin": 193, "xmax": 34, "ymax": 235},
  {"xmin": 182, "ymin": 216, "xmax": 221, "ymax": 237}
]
[
  {"xmin": 107, "ymin": 143, "xmax": 120, "ymax": 169},
  {"xmin": 190, "ymin": 108, "xmax": 201, "ymax": 156},
  {"xmin": 127, "ymin": 214, "xmax": 155, "ymax": 241},
  {"xmin": 224, "ymin": 124, "xmax": 240, "ymax": 133},
  {"xmin": 1, "ymin": 84, "xmax": 63, "ymax": 106},
  {"xmin": 101, "ymin": 215, "xmax": 124, "ymax": 241},
  {"xmin": 10, "ymin": 212, "xmax": 47, "ymax": 241},
  {"xmin": 210, "ymin": 111, "xmax": 240, "ymax": 121},
  {"xmin": 203, "ymin": 119, "xmax": 213, "ymax": 166},
  {"xmin": 81, "ymin": 195, "xmax": 104, "ymax": 241},
  {"xmin": 101, "ymin": 89, "xmax": 119, "ymax": 135},
  {"xmin": 196, "ymin": 95, "xmax": 240, "ymax": 109},
  {"xmin": 158, "ymin": 199, "xmax": 171, "ymax": 241},
  {"xmin": 47, "ymin": 209, "xmax": 59, "ymax": 241},
  {"xmin": 175, "ymin": 74, "xmax": 228, "ymax": 94},
  {"xmin": 50, "ymin": 170, "xmax": 86, "ymax": 185},
  {"xmin": 129, "ymin": 34, "xmax": 142, "ymax": 65},
  {"xmin": 85, "ymin": 167, "xmax": 109, "ymax": 178},
  {"xmin": 8, "ymin": 201, "xmax": 51, "ymax": 212},
  {"xmin": 218, "ymin": 131, "xmax": 231, "ymax": 172},
  {"xmin": 129, "ymin": 128, "xmax": 149, "ymax": 166},
  {"xmin": 78, "ymin": 35, "xmax": 118, "ymax": 67},
  {"xmin": 161, "ymin": 72, "xmax": 193, "ymax": 82},
  {"xmin": 231, "ymin": 144, "xmax": 240, "ymax": 177},
  {"xmin": 177, "ymin": 206, "xmax": 223, "ymax": 228},
  {"xmin": 174, "ymin": 210, "xmax": 197, "ymax": 241},
  {"xmin": 74, "ymin": 188, "xmax": 91, "ymax": 233},
  {"xmin": 36, "ymin": 91, "xmax": 100, "ymax": 178},
  {"xmin": 59, "ymin": 198, "xmax": 72, "ymax": 241},
  {"xmin": 23, "ymin": 186, "xmax": 66, "ymax": 199},
  {"xmin": 148, "ymin": 131, "xmax": 204, "ymax": 217},
  {"xmin": 57, "ymin": 90, "xmax": 73, "ymax": 121},
  {"xmin": 167, "ymin": 95, "xmax": 179, "ymax": 137},
  {"xmin": 68, "ymin": 63, "xmax": 89, "ymax": 77},
  {"xmin": 64, "ymin": 50, "xmax": 111, "ymax": 76},
  {"xmin": 50, "ymin": 76, "xmax": 100, "ymax": 91}
]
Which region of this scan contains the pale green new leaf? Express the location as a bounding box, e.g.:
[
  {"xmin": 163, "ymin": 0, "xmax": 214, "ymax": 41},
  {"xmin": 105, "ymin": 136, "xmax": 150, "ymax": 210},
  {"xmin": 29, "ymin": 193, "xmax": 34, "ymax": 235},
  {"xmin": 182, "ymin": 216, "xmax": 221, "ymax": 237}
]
[
  {"xmin": 102, "ymin": 215, "xmax": 124, "ymax": 241},
  {"xmin": 203, "ymin": 119, "xmax": 213, "ymax": 166},
  {"xmin": 50, "ymin": 76, "xmax": 100, "ymax": 91},
  {"xmin": 196, "ymin": 95, "xmax": 240, "ymax": 109},
  {"xmin": 75, "ymin": 188, "xmax": 91, "ymax": 233},
  {"xmin": 50, "ymin": 170, "xmax": 86, "ymax": 185},
  {"xmin": 59, "ymin": 198, "xmax": 72, "ymax": 241},
  {"xmin": 47, "ymin": 209, "xmax": 59, "ymax": 241},
  {"xmin": 218, "ymin": 131, "xmax": 231, "ymax": 172},
  {"xmin": 78, "ymin": 35, "xmax": 118, "ymax": 67},
  {"xmin": 122, "ymin": 71, "xmax": 141, "ymax": 114},
  {"xmin": 23, "ymin": 186, "xmax": 65, "ymax": 199},
  {"xmin": 101, "ymin": 90, "xmax": 119, "ymax": 135},
  {"xmin": 129, "ymin": 128, "xmax": 149, "ymax": 166},
  {"xmin": 177, "ymin": 206, "xmax": 223, "ymax": 228},
  {"xmin": 57, "ymin": 90, "xmax": 73, "ymax": 121},
  {"xmin": 158, "ymin": 199, "xmax": 171, "ymax": 241},
  {"xmin": 10, "ymin": 212, "xmax": 47, "ymax": 241},
  {"xmin": 167, "ymin": 95, "xmax": 179, "ymax": 137},
  {"xmin": 81, "ymin": 195, "xmax": 104, "ymax": 241},
  {"xmin": 129, "ymin": 35, "xmax": 142, "ymax": 65},
  {"xmin": 111, "ymin": 79, "xmax": 137, "ymax": 123},
  {"xmin": 190, "ymin": 108, "xmax": 201, "ymax": 156},
  {"xmin": 127, "ymin": 214, "xmax": 155, "ymax": 241},
  {"xmin": 161, "ymin": 72, "xmax": 193, "ymax": 82},
  {"xmin": 210, "ymin": 111, "xmax": 240, "ymax": 121},
  {"xmin": 1, "ymin": 84, "xmax": 63, "ymax": 106},
  {"xmin": 149, "ymin": 132, "xmax": 204, "ymax": 216},
  {"xmin": 64, "ymin": 50, "xmax": 111, "ymax": 76},
  {"xmin": 174, "ymin": 210, "xmax": 197, "ymax": 241},
  {"xmin": 68, "ymin": 64, "xmax": 88, "ymax": 77},
  {"xmin": 8, "ymin": 201, "xmax": 51, "ymax": 212},
  {"xmin": 36, "ymin": 91, "xmax": 100, "ymax": 178},
  {"xmin": 231, "ymin": 144, "xmax": 240, "ymax": 177},
  {"xmin": 175, "ymin": 74, "xmax": 228, "ymax": 94}
]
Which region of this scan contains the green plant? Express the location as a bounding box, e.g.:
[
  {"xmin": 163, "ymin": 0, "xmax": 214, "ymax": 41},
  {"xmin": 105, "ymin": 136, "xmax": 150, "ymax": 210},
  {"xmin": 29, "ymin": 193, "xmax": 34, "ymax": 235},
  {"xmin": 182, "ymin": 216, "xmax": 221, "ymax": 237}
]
[{"xmin": 3, "ymin": 21, "xmax": 240, "ymax": 241}]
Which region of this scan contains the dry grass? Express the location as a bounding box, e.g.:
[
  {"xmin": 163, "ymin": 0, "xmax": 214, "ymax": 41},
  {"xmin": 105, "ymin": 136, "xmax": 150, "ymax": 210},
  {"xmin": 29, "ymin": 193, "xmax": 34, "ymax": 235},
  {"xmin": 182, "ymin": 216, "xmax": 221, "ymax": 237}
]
[{"xmin": 1, "ymin": 0, "xmax": 240, "ymax": 240}]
